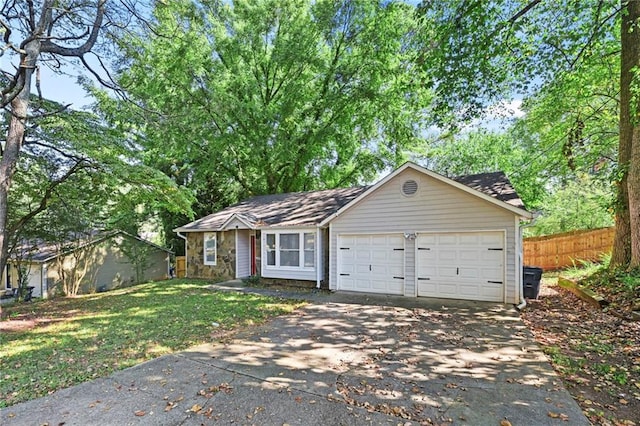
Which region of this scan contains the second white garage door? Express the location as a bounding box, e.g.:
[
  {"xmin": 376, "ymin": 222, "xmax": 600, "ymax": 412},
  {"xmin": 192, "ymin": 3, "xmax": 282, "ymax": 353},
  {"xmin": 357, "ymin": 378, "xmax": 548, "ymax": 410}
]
[
  {"xmin": 416, "ymin": 232, "xmax": 505, "ymax": 302},
  {"xmin": 338, "ymin": 234, "xmax": 405, "ymax": 295}
]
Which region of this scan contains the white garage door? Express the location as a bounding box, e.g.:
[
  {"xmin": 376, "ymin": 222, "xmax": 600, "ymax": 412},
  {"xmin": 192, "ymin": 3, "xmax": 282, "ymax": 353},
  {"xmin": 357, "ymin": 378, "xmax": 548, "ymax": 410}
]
[
  {"xmin": 338, "ymin": 234, "xmax": 405, "ymax": 295},
  {"xmin": 416, "ymin": 232, "xmax": 504, "ymax": 302}
]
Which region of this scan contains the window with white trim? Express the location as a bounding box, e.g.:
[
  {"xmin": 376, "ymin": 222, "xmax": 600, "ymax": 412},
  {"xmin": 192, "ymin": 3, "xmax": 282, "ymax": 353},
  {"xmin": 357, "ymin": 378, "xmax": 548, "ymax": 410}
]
[
  {"xmin": 266, "ymin": 233, "xmax": 276, "ymax": 266},
  {"xmin": 204, "ymin": 233, "xmax": 217, "ymax": 265},
  {"xmin": 264, "ymin": 231, "xmax": 315, "ymax": 269},
  {"xmin": 303, "ymin": 233, "xmax": 315, "ymax": 267}
]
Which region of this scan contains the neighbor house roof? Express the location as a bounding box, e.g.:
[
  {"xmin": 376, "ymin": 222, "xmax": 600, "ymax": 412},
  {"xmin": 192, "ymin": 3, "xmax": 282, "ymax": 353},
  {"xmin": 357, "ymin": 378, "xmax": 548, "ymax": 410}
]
[
  {"xmin": 10, "ymin": 230, "xmax": 172, "ymax": 263},
  {"xmin": 176, "ymin": 162, "xmax": 531, "ymax": 233}
]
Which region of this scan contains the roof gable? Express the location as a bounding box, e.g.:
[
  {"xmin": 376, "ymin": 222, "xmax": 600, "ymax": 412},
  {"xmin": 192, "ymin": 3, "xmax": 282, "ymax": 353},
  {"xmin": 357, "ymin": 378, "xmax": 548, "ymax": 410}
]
[{"xmin": 320, "ymin": 162, "xmax": 532, "ymax": 226}]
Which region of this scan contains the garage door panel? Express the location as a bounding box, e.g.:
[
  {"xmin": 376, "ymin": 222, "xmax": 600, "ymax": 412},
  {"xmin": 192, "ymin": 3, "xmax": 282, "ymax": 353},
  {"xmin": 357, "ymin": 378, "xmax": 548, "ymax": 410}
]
[
  {"xmin": 459, "ymin": 266, "xmax": 480, "ymax": 279},
  {"xmin": 459, "ymin": 234, "xmax": 480, "ymax": 244},
  {"xmin": 438, "ymin": 266, "xmax": 458, "ymax": 278},
  {"xmin": 341, "ymin": 264, "xmax": 355, "ymax": 274},
  {"xmin": 459, "ymin": 249, "xmax": 480, "ymax": 261},
  {"xmin": 338, "ymin": 234, "xmax": 404, "ymax": 295},
  {"xmin": 459, "ymin": 283, "xmax": 481, "ymax": 295},
  {"xmin": 481, "ymin": 250, "xmax": 502, "ymax": 262},
  {"xmin": 482, "ymin": 234, "xmax": 503, "ymax": 245},
  {"xmin": 416, "ymin": 232, "xmax": 504, "ymax": 302},
  {"xmin": 438, "ymin": 250, "xmax": 458, "ymax": 262},
  {"xmin": 418, "ymin": 234, "xmax": 437, "ymax": 245},
  {"xmin": 438, "ymin": 235, "xmax": 457, "ymax": 245}
]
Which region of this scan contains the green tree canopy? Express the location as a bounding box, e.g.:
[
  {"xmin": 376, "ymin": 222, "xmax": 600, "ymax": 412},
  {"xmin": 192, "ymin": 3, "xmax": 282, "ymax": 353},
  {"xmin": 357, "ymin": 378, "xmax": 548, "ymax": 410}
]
[
  {"xmin": 96, "ymin": 0, "xmax": 433, "ymax": 249},
  {"xmin": 4, "ymin": 98, "xmax": 194, "ymax": 252}
]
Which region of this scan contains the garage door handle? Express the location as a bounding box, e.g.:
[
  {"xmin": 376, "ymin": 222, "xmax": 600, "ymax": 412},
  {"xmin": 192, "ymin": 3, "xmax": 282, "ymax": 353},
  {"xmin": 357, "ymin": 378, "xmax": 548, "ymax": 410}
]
[
  {"xmin": 340, "ymin": 273, "xmax": 350, "ymax": 276},
  {"xmin": 393, "ymin": 248, "xmax": 404, "ymax": 251},
  {"xmin": 417, "ymin": 277, "xmax": 430, "ymax": 281},
  {"xmin": 393, "ymin": 276, "xmax": 404, "ymax": 280},
  {"xmin": 488, "ymin": 248, "xmax": 503, "ymax": 251},
  {"xmin": 418, "ymin": 247, "xmax": 430, "ymax": 250},
  {"xmin": 487, "ymin": 280, "xmax": 503, "ymax": 284}
]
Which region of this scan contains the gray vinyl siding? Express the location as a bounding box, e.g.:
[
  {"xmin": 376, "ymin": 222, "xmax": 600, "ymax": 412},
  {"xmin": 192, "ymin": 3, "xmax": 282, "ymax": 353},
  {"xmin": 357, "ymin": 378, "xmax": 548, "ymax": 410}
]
[
  {"xmin": 329, "ymin": 168, "xmax": 519, "ymax": 303},
  {"xmin": 235, "ymin": 229, "xmax": 251, "ymax": 278}
]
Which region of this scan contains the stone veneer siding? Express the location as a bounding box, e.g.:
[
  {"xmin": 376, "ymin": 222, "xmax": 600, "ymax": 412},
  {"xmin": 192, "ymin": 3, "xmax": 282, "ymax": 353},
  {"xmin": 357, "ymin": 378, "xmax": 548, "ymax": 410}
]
[{"xmin": 187, "ymin": 231, "xmax": 236, "ymax": 280}]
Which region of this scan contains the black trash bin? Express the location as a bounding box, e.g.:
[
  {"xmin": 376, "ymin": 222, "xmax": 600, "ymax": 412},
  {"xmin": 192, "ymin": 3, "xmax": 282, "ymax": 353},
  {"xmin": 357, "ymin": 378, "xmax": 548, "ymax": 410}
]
[{"xmin": 523, "ymin": 266, "xmax": 543, "ymax": 299}]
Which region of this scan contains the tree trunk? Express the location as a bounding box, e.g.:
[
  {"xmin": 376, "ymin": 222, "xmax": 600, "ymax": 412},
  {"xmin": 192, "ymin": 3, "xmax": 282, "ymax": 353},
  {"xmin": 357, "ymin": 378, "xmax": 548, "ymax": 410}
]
[
  {"xmin": 0, "ymin": 40, "xmax": 39, "ymax": 309},
  {"xmin": 612, "ymin": 0, "xmax": 638, "ymax": 268},
  {"xmin": 626, "ymin": 1, "xmax": 640, "ymax": 268}
]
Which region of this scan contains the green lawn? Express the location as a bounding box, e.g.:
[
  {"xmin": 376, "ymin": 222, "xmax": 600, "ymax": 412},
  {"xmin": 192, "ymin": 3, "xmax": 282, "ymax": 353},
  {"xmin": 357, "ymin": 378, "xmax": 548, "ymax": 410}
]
[{"xmin": 0, "ymin": 279, "xmax": 304, "ymax": 408}]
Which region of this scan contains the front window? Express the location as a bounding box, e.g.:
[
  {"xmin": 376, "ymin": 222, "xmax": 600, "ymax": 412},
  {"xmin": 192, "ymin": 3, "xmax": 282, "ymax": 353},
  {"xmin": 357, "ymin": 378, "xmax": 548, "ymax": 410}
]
[
  {"xmin": 204, "ymin": 233, "xmax": 217, "ymax": 265},
  {"xmin": 279, "ymin": 233, "xmax": 300, "ymax": 267},
  {"xmin": 304, "ymin": 233, "xmax": 315, "ymax": 267},
  {"xmin": 264, "ymin": 231, "xmax": 315, "ymax": 269},
  {"xmin": 266, "ymin": 234, "xmax": 276, "ymax": 266}
]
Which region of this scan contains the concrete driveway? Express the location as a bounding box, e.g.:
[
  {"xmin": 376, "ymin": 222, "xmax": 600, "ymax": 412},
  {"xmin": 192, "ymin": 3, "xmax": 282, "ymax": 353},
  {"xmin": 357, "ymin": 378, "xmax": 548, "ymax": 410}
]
[{"xmin": 1, "ymin": 285, "xmax": 589, "ymax": 425}]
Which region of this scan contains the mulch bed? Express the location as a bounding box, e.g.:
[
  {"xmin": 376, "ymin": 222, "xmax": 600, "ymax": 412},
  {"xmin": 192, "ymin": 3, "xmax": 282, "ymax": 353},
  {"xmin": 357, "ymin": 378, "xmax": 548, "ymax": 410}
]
[{"xmin": 521, "ymin": 279, "xmax": 640, "ymax": 425}]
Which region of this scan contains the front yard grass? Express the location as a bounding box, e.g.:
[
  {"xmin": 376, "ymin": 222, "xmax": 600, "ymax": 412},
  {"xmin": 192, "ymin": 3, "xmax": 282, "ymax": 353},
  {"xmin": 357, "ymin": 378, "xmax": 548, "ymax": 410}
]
[{"xmin": 0, "ymin": 279, "xmax": 304, "ymax": 408}]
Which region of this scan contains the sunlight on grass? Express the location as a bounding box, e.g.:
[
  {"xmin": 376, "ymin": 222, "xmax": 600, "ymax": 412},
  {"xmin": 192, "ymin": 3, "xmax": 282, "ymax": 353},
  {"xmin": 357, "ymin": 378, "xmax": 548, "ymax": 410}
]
[{"xmin": 0, "ymin": 279, "xmax": 304, "ymax": 407}]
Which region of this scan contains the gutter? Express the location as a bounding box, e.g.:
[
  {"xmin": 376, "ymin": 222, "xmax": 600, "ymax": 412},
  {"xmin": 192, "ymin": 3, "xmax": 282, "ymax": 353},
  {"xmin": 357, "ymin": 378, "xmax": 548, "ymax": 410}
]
[
  {"xmin": 516, "ymin": 213, "xmax": 539, "ymax": 311},
  {"xmin": 176, "ymin": 231, "xmax": 188, "ymax": 278}
]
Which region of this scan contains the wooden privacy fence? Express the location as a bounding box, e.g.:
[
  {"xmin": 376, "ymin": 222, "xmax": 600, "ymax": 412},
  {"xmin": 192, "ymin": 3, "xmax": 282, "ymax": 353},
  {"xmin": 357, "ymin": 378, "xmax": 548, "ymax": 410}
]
[
  {"xmin": 523, "ymin": 227, "xmax": 615, "ymax": 271},
  {"xmin": 176, "ymin": 256, "xmax": 186, "ymax": 278}
]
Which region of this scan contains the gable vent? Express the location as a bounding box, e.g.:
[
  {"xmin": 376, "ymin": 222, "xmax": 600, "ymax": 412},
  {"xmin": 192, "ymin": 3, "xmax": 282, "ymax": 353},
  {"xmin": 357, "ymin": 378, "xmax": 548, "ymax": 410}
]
[{"xmin": 401, "ymin": 179, "xmax": 418, "ymax": 196}]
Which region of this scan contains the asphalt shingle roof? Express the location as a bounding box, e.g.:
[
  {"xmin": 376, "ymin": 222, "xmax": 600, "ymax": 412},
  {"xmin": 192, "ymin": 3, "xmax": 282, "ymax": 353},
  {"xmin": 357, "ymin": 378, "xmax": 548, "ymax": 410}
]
[
  {"xmin": 11, "ymin": 230, "xmax": 171, "ymax": 263},
  {"xmin": 454, "ymin": 171, "xmax": 525, "ymax": 209},
  {"xmin": 177, "ymin": 169, "xmax": 526, "ymax": 232},
  {"xmin": 177, "ymin": 186, "xmax": 369, "ymax": 231}
]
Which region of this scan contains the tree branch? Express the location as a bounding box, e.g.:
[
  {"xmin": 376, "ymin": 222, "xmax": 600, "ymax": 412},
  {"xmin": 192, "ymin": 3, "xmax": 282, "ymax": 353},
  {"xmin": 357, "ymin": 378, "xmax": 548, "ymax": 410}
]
[
  {"xmin": 40, "ymin": 0, "xmax": 105, "ymax": 57},
  {"xmin": 8, "ymin": 159, "xmax": 92, "ymax": 235},
  {"xmin": 508, "ymin": 0, "xmax": 542, "ymax": 25}
]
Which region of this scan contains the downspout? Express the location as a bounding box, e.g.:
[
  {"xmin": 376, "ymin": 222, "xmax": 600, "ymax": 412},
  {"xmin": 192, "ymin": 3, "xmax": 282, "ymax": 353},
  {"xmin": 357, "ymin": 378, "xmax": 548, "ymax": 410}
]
[
  {"xmin": 316, "ymin": 227, "xmax": 322, "ymax": 289},
  {"xmin": 177, "ymin": 231, "xmax": 188, "ymax": 278},
  {"xmin": 516, "ymin": 213, "xmax": 539, "ymax": 311}
]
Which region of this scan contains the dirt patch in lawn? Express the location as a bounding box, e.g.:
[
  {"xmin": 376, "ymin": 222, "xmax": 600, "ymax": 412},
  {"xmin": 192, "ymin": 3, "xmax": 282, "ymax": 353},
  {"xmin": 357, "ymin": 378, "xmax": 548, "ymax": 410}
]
[
  {"xmin": 521, "ymin": 278, "xmax": 640, "ymax": 425},
  {"xmin": 0, "ymin": 309, "xmax": 73, "ymax": 333}
]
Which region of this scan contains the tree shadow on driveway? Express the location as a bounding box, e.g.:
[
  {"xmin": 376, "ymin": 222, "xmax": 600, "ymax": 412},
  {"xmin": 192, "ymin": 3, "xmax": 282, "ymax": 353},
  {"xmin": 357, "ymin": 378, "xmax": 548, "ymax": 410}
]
[
  {"xmin": 1, "ymin": 290, "xmax": 589, "ymax": 425},
  {"xmin": 180, "ymin": 293, "xmax": 589, "ymax": 425}
]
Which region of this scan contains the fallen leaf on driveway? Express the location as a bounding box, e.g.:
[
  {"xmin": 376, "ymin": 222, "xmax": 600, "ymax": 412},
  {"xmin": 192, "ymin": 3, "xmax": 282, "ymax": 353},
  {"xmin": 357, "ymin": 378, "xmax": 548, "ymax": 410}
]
[
  {"xmin": 134, "ymin": 410, "xmax": 145, "ymax": 417},
  {"xmin": 190, "ymin": 404, "xmax": 203, "ymax": 413},
  {"xmin": 500, "ymin": 420, "xmax": 512, "ymax": 426}
]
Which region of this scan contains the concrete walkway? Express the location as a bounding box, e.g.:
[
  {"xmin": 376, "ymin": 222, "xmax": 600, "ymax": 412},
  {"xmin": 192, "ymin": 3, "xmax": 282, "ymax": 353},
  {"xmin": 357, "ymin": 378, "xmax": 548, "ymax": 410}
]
[{"xmin": 1, "ymin": 281, "xmax": 589, "ymax": 425}]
